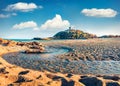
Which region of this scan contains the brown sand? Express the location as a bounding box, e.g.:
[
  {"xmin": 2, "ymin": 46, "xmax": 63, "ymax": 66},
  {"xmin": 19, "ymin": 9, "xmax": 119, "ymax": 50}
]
[{"xmin": 0, "ymin": 39, "xmax": 120, "ymax": 86}]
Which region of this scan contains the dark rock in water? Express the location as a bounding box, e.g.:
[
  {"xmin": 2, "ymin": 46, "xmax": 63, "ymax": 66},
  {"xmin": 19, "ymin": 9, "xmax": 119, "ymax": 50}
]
[
  {"xmin": 79, "ymin": 77, "xmax": 103, "ymax": 86},
  {"xmin": 33, "ymin": 37, "xmax": 43, "ymax": 40},
  {"xmin": 61, "ymin": 78, "xmax": 75, "ymax": 86},
  {"xmin": 103, "ymin": 75, "xmax": 120, "ymax": 81},
  {"xmin": 66, "ymin": 73, "xmax": 73, "ymax": 78},
  {"xmin": 106, "ymin": 82, "xmax": 120, "ymax": 86},
  {"xmin": 80, "ymin": 75, "xmax": 88, "ymax": 78}
]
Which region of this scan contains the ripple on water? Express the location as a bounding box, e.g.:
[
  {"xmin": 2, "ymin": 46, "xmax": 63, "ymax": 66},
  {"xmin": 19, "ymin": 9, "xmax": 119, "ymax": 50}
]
[{"xmin": 2, "ymin": 47, "xmax": 120, "ymax": 74}]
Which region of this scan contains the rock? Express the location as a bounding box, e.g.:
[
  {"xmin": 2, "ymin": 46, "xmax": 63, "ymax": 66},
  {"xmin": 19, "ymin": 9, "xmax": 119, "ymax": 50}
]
[
  {"xmin": 81, "ymin": 75, "xmax": 88, "ymax": 78},
  {"xmin": 0, "ymin": 38, "xmax": 9, "ymax": 45},
  {"xmin": 0, "ymin": 67, "xmax": 9, "ymax": 74},
  {"xmin": 0, "ymin": 38, "xmax": 3, "ymax": 44},
  {"xmin": 36, "ymin": 75, "xmax": 42, "ymax": 79},
  {"xmin": 0, "ymin": 38, "xmax": 17, "ymax": 46},
  {"xmin": 66, "ymin": 73, "xmax": 73, "ymax": 78},
  {"xmin": 18, "ymin": 70, "xmax": 29, "ymax": 75},
  {"xmin": 17, "ymin": 42, "xmax": 25, "ymax": 46},
  {"xmin": 79, "ymin": 77, "xmax": 103, "ymax": 86},
  {"xmin": 8, "ymin": 83, "xmax": 20, "ymax": 86},
  {"xmin": 61, "ymin": 78, "xmax": 76, "ymax": 86},
  {"xmin": 17, "ymin": 42, "xmax": 45, "ymax": 53},
  {"xmin": 103, "ymin": 75, "xmax": 120, "ymax": 81},
  {"xmin": 6, "ymin": 41, "xmax": 17, "ymax": 46},
  {"xmin": 46, "ymin": 74, "xmax": 62, "ymax": 80},
  {"xmin": 25, "ymin": 49, "xmax": 44, "ymax": 53},
  {"xmin": 14, "ymin": 76, "xmax": 32, "ymax": 83},
  {"xmin": 106, "ymin": 82, "xmax": 120, "ymax": 86}
]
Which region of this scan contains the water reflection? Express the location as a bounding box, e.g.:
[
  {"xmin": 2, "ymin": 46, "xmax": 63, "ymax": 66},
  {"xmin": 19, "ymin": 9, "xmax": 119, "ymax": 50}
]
[{"xmin": 2, "ymin": 47, "xmax": 120, "ymax": 74}]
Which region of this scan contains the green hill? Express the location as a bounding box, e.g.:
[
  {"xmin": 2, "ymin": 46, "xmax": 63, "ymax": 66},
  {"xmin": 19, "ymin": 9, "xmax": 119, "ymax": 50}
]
[{"xmin": 54, "ymin": 27, "xmax": 97, "ymax": 39}]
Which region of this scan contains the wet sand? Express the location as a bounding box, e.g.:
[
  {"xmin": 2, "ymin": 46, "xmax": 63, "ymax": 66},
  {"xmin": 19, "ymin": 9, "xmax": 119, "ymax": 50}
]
[{"xmin": 0, "ymin": 38, "xmax": 120, "ymax": 86}]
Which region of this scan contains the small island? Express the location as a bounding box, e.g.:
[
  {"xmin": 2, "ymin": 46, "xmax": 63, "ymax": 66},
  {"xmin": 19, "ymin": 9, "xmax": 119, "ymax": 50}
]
[
  {"xmin": 54, "ymin": 27, "xmax": 97, "ymax": 39},
  {"xmin": 33, "ymin": 27, "xmax": 120, "ymax": 40},
  {"xmin": 33, "ymin": 27, "xmax": 97, "ymax": 40}
]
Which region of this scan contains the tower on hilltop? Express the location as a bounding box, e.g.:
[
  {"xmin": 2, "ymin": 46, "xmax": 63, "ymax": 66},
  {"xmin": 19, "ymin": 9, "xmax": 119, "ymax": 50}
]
[{"xmin": 69, "ymin": 26, "xmax": 72, "ymax": 30}]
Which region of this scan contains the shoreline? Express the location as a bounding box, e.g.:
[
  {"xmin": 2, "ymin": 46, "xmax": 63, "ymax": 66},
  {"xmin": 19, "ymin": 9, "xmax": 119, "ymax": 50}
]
[{"xmin": 0, "ymin": 38, "xmax": 120, "ymax": 86}]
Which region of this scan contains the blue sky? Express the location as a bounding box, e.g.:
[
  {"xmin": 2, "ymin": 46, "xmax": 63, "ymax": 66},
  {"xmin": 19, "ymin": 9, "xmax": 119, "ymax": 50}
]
[{"xmin": 0, "ymin": 0, "xmax": 120, "ymax": 39}]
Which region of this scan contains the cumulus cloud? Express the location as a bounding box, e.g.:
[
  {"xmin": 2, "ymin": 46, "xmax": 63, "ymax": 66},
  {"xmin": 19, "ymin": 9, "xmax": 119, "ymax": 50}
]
[
  {"xmin": 13, "ymin": 21, "xmax": 37, "ymax": 29},
  {"xmin": 40, "ymin": 14, "xmax": 70, "ymax": 29},
  {"xmin": 12, "ymin": 14, "xmax": 70, "ymax": 31},
  {"xmin": 81, "ymin": 8, "xmax": 117, "ymax": 17},
  {"xmin": 0, "ymin": 13, "xmax": 17, "ymax": 18},
  {"xmin": 5, "ymin": 2, "xmax": 42, "ymax": 12}
]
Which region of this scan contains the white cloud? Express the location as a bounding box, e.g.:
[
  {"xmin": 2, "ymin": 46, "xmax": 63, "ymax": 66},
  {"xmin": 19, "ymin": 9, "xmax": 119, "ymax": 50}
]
[
  {"xmin": 0, "ymin": 13, "xmax": 17, "ymax": 18},
  {"xmin": 12, "ymin": 14, "xmax": 70, "ymax": 31},
  {"xmin": 81, "ymin": 8, "xmax": 117, "ymax": 17},
  {"xmin": 40, "ymin": 14, "xmax": 70, "ymax": 29},
  {"xmin": 13, "ymin": 21, "xmax": 37, "ymax": 29},
  {"xmin": 0, "ymin": 14, "xmax": 10, "ymax": 18},
  {"xmin": 5, "ymin": 2, "xmax": 42, "ymax": 12}
]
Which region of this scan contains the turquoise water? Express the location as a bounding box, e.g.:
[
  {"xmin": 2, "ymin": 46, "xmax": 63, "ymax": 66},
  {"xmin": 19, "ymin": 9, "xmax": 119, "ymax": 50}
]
[
  {"xmin": 7, "ymin": 38, "xmax": 87, "ymax": 42},
  {"xmin": 3, "ymin": 49, "xmax": 120, "ymax": 74}
]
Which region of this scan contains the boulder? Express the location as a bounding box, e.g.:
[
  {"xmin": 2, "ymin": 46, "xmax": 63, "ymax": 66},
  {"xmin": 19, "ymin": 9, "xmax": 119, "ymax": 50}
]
[
  {"xmin": 25, "ymin": 49, "xmax": 44, "ymax": 53},
  {"xmin": 0, "ymin": 38, "xmax": 9, "ymax": 45},
  {"xmin": 106, "ymin": 82, "xmax": 120, "ymax": 86},
  {"xmin": 17, "ymin": 42, "xmax": 26, "ymax": 46},
  {"xmin": 79, "ymin": 77, "xmax": 103, "ymax": 86},
  {"xmin": 103, "ymin": 75, "xmax": 120, "ymax": 81},
  {"xmin": 0, "ymin": 38, "xmax": 3, "ymax": 44},
  {"xmin": 22, "ymin": 42, "xmax": 45, "ymax": 53},
  {"xmin": 6, "ymin": 41, "xmax": 17, "ymax": 46}
]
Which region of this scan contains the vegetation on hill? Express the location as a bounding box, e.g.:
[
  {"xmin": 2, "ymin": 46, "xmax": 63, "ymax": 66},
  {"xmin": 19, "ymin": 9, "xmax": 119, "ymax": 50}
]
[{"xmin": 54, "ymin": 28, "xmax": 97, "ymax": 39}]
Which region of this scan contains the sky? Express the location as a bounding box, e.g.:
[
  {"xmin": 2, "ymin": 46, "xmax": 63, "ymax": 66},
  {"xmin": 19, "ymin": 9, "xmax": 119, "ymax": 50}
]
[{"xmin": 0, "ymin": 0, "xmax": 120, "ymax": 39}]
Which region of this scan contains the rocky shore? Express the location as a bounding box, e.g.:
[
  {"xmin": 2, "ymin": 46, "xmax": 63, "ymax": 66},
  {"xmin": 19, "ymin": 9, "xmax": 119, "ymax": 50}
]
[
  {"xmin": 0, "ymin": 38, "xmax": 120, "ymax": 86},
  {"xmin": 43, "ymin": 38, "xmax": 120, "ymax": 61}
]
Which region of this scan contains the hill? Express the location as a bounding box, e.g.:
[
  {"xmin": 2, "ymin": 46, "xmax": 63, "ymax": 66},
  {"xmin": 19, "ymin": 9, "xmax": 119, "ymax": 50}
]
[{"xmin": 54, "ymin": 27, "xmax": 97, "ymax": 39}]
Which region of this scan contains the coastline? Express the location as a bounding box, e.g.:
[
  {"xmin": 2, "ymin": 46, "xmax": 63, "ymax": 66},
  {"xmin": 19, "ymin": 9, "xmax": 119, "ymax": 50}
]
[{"xmin": 0, "ymin": 39, "xmax": 120, "ymax": 86}]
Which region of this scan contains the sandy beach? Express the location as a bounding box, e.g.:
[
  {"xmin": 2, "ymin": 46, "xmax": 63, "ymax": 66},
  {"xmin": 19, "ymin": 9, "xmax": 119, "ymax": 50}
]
[{"xmin": 0, "ymin": 38, "xmax": 120, "ymax": 86}]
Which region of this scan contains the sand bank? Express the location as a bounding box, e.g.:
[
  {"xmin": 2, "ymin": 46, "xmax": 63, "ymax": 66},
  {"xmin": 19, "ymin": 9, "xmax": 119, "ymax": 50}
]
[{"xmin": 0, "ymin": 38, "xmax": 120, "ymax": 86}]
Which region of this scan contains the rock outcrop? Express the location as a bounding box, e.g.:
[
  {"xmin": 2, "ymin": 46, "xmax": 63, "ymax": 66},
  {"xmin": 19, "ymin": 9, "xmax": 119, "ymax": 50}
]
[
  {"xmin": 17, "ymin": 42, "xmax": 45, "ymax": 53},
  {"xmin": 0, "ymin": 38, "xmax": 17, "ymax": 46},
  {"xmin": 0, "ymin": 38, "xmax": 45, "ymax": 53}
]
